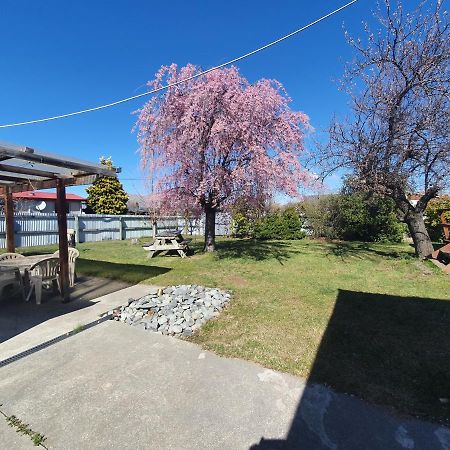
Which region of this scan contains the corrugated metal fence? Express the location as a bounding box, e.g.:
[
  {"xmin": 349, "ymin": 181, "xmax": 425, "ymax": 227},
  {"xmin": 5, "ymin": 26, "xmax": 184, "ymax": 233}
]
[{"xmin": 0, "ymin": 213, "xmax": 232, "ymax": 248}]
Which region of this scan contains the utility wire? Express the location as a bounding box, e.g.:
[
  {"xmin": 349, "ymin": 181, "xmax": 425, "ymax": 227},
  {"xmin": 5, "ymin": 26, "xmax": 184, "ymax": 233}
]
[{"xmin": 0, "ymin": 0, "xmax": 358, "ymax": 129}]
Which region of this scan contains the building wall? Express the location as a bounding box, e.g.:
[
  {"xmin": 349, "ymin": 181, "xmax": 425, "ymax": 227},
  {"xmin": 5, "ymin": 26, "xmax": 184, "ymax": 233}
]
[{"xmin": 14, "ymin": 199, "xmax": 83, "ymax": 215}]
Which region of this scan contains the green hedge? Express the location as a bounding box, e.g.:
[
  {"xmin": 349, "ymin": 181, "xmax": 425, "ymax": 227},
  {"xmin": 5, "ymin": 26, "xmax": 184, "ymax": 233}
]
[
  {"xmin": 299, "ymin": 193, "xmax": 405, "ymax": 243},
  {"xmin": 335, "ymin": 193, "xmax": 405, "ymax": 243},
  {"xmin": 253, "ymin": 207, "xmax": 306, "ymax": 240}
]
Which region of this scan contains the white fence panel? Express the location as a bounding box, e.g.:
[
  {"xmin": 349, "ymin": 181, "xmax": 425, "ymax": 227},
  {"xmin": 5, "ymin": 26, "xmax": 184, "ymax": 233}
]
[
  {"xmin": 122, "ymin": 215, "xmax": 153, "ymax": 240},
  {"xmin": 0, "ymin": 212, "xmax": 232, "ymax": 248},
  {"xmin": 78, "ymin": 214, "xmax": 122, "ymax": 242}
]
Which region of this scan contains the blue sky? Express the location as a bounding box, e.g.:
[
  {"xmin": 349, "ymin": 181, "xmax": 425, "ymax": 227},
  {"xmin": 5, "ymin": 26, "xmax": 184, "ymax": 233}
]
[{"xmin": 0, "ymin": 0, "xmax": 377, "ymax": 198}]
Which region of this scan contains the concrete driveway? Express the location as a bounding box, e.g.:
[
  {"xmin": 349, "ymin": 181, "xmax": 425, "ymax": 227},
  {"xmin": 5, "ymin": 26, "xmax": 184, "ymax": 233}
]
[{"xmin": 0, "ymin": 321, "xmax": 448, "ymax": 450}]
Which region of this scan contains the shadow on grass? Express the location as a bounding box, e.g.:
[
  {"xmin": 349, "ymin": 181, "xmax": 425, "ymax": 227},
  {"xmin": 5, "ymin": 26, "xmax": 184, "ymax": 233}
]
[
  {"xmin": 77, "ymin": 259, "xmax": 171, "ymax": 284},
  {"xmin": 213, "ymin": 239, "xmax": 300, "ymax": 264},
  {"xmin": 251, "ymin": 290, "xmax": 450, "ymax": 449},
  {"xmin": 327, "ymin": 241, "xmax": 414, "ymax": 260}
]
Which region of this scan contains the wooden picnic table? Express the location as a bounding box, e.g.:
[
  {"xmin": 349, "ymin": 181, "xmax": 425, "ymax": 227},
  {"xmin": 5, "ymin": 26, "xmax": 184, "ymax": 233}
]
[{"xmin": 143, "ymin": 232, "xmax": 191, "ymax": 258}]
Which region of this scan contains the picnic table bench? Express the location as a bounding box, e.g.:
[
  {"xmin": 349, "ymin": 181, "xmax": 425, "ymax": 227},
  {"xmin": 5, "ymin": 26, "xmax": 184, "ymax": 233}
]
[{"xmin": 143, "ymin": 231, "xmax": 191, "ymax": 258}]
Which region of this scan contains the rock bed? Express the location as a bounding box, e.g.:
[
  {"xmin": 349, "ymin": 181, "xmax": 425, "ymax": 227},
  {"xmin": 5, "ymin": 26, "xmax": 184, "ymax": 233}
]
[{"xmin": 116, "ymin": 285, "xmax": 231, "ymax": 337}]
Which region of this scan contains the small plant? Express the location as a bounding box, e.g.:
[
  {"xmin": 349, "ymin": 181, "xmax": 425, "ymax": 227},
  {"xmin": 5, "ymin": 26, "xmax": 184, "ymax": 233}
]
[
  {"xmin": 72, "ymin": 323, "xmax": 84, "ymax": 334},
  {"xmin": 0, "ymin": 405, "xmax": 47, "ymax": 448}
]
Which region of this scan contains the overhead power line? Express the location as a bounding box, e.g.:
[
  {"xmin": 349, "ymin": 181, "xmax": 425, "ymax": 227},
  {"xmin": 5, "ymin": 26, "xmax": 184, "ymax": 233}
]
[{"xmin": 0, "ymin": 0, "xmax": 358, "ymax": 129}]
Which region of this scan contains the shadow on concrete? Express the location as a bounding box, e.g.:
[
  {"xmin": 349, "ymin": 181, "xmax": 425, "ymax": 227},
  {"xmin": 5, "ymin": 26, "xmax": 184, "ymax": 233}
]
[
  {"xmin": 0, "ymin": 276, "xmax": 130, "ymax": 344},
  {"xmin": 249, "ymin": 290, "xmax": 450, "ymax": 449}
]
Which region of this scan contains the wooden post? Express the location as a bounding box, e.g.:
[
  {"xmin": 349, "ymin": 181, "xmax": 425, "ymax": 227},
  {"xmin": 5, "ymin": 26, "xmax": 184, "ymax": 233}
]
[
  {"xmin": 56, "ymin": 179, "xmax": 70, "ymax": 302},
  {"xmin": 4, "ymin": 187, "xmax": 15, "ymax": 253},
  {"xmin": 74, "ymin": 214, "xmax": 80, "ymax": 244},
  {"xmin": 119, "ymin": 216, "xmax": 124, "ymax": 240}
]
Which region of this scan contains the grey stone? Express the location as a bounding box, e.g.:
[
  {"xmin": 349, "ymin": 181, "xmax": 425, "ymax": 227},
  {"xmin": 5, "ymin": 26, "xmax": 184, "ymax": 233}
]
[
  {"xmin": 172, "ymin": 325, "xmax": 183, "ymax": 334},
  {"xmin": 158, "ymin": 316, "xmax": 168, "ymax": 325},
  {"xmin": 132, "ymin": 320, "xmax": 146, "ymax": 330},
  {"xmin": 169, "ymin": 299, "xmax": 178, "ymax": 309},
  {"xmin": 203, "ymin": 311, "xmax": 214, "ymax": 320},
  {"xmin": 121, "ymin": 284, "xmax": 231, "ymax": 337}
]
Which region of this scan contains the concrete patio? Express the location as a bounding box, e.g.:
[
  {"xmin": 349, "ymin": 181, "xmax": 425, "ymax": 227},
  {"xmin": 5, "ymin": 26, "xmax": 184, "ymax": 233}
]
[
  {"xmin": 0, "ymin": 320, "xmax": 448, "ymax": 450},
  {"xmin": 0, "ymin": 276, "xmax": 157, "ymax": 361}
]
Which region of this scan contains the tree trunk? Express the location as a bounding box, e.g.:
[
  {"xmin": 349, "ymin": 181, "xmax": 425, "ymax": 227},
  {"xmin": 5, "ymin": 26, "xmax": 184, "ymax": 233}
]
[
  {"xmin": 204, "ymin": 206, "xmax": 216, "ymax": 252},
  {"xmin": 405, "ymin": 210, "xmax": 434, "ymax": 258}
]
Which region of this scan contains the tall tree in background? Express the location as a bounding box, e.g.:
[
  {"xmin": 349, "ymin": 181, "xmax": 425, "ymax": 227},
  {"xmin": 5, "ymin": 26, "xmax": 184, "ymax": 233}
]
[
  {"xmin": 319, "ymin": 0, "xmax": 449, "ymax": 257},
  {"xmin": 136, "ymin": 64, "xmax": 310, "ymax": 251},
  {"xmin": 86, "ymin": 157, "xmax": 128, "ymax": 215}
]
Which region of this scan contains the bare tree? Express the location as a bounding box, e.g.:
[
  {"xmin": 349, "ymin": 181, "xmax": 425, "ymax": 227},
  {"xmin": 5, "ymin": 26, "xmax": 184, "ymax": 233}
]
[{"xmin": 320, "ymin": 0, "xmax": 449, "ymax": 257}]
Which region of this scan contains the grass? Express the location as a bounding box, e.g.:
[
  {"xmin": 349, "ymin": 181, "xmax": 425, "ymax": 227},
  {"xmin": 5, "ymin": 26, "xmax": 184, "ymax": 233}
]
[
  {"xmin": 72, "ymin": 323, "xmax": 84, "ymax": 334},
  {"xmin": 15, "ymin": 237, "xmax": 450, "ymax": 423},
  {"xmin": 0, "ymin": 404, "xmax": 47, "ymax": 448}
]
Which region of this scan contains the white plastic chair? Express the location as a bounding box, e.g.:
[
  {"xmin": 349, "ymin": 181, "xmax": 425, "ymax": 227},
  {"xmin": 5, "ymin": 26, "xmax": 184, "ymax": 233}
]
[
  {"xmin": 53, "ymin": 248, "xmax": 80, "ymax": 287},
  {"xmin": 0, "ymin": 267, "xmax": 25, "ymax": 300},
  {"xmin": 0, "ymin": 253, "xmax": 25, "ymax": 261},
  {"xmin": 26, "ymin": 257, "xmax": 60, "ymax": 305}
]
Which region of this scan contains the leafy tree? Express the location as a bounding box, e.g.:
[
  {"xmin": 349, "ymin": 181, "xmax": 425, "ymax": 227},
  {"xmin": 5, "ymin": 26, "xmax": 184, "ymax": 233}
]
[
  {"xmin": 136, "ymin": 64, "xmax": 310, "ymax": 251},
  {"xmin": 318, "ymin": 0, "xmax": 449, "ymax": 257},
  {"xmin": 86, "ymin": 157, "xmax": 128, "ymax": 215}
]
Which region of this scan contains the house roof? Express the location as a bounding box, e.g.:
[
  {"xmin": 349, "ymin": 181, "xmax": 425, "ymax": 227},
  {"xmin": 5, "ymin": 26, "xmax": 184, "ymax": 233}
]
[{"xmin": 13, "ymin": 191, "xmax": 86, "ymax": 201}]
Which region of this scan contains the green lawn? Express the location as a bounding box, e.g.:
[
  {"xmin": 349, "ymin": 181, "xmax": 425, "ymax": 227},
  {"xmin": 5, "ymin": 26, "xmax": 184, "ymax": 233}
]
[{"xmin": 18, "ymin": 237, "xmax": 450, "ymax": 423}]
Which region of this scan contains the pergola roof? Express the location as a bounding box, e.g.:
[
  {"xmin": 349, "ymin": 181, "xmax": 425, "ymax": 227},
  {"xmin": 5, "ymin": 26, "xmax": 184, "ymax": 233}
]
[{"xmin": 0, "ymin": 141, "xmax": 119, "ymax": 195}]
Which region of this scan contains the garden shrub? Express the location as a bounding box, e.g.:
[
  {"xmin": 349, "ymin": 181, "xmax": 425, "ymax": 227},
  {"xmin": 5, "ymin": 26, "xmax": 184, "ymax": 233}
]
[
  {"xmin": 424, "ymin": 197, "xmax": 450, "ymax": 242},
  {"xmin": 232, "ymin": 212, "xmax": 255, "ymax": 238},
  {"xmin": 336, "ymin": 193, "xmax": 405, "ymax": 243},
  {"xmin": 299, "ymin": 193, "xmax": 405, "ymax": 243},
  {"xmin": 254, "ymin": 207, "xmax": 306, "ymax": 240},
  {"xmin": 298, "ymin": 195, "xmax": 340, "ymax": 239}
]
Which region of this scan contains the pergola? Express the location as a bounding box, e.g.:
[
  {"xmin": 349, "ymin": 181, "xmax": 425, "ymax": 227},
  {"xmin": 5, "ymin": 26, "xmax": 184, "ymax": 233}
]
[{"xmin": 0, "ymin": 141, "xmax": 118, "ymax": 301}]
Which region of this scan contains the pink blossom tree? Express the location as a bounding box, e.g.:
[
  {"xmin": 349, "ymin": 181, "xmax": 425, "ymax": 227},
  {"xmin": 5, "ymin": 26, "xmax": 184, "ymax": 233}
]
[{"xmin": 136, "ymin": 65, "xmax": 310, "ymax": 251}]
